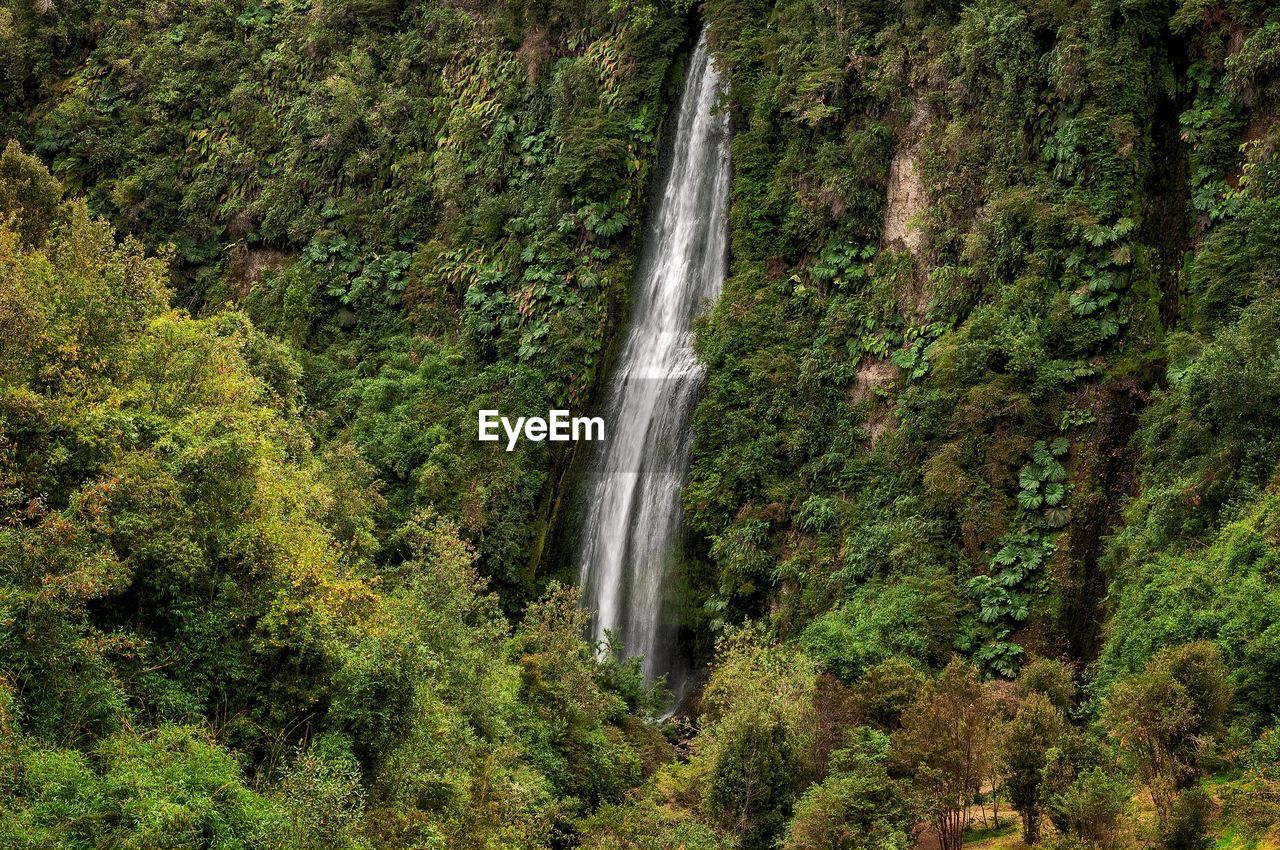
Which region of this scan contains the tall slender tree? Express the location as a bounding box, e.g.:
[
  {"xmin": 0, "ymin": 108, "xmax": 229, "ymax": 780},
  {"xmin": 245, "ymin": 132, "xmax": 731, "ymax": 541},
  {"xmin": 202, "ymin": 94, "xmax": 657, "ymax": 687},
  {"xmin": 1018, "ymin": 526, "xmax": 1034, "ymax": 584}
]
[{"xmin": 893, "ymin": 660, "xmax": 1000, "ymax": 850}]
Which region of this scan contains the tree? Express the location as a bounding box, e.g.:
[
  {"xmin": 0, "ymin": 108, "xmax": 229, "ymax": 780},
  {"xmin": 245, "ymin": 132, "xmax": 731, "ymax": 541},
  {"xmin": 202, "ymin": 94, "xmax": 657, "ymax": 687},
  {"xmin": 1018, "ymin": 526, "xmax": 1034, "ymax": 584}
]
[
  {"xmin": 1102, "ymin": 642, "xmax": 1232, "ymax": 821},
  {"xmin": 1016, "ymin": 657, "xmax": 1076, "ymax": 712},
  {"xmin": 579, "ymin": 795, "xmax": 734, "ymax": 850},
  {"xmin": 511, "ymin": 583, "xmax": 648, "ymax": 807},
  {"xmin": 892, "ymin": 659, "xmax": 1000, "ymax": 850},
  {"xmin": 1046, "ymin": 766, "xmax": 1131, "ymax": 850},
  {"xmin": 700, "ymin": 625, "xmax": 819, "ymax": 850},
  {"xmin": 0, "ymin": 144, "xmax": 669, "ymax": 849},
  {"xmin": 0, "ymin": 724, "xmax": 367, "ymax": 849},
  {"xmin": 0, "ymin": 140, "xmax": 61, "ymax": 246},
  {"xmin": 1002, "ymin": 693, "xmax": 1069, "ymax": 843},
  {"xmin": 1224, "ymin": 723, "xmax": 1280, "ymax": 840},
  {"xmin": 708, "ymin": 719, "xmax": 804, "ymax": 849},
  {"xmin": 782, "ymin": 728, "xmax": 914, "ymax": 850},
  {"xmin": 1158, "ymin": 788, "xmax": 1213, "ymax": 850},
  {"xmin": 853, "ymin": 658, "xmax": 927, "ymax": 731}
]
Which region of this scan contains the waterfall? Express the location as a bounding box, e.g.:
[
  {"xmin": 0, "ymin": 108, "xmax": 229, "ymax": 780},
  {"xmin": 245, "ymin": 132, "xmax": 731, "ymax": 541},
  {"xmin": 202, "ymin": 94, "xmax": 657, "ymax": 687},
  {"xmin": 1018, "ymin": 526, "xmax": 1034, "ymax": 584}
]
[{"xmin": 575, "ymin": 33, "xmax": 730, "ymax": 697}]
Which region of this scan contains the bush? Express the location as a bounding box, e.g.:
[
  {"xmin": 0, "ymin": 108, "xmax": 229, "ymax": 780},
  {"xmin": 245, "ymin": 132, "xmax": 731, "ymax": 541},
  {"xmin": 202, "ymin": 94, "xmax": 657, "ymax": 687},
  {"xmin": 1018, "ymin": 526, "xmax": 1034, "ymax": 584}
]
[{"xmin": 1158, "ymin": 788, "xmax": 1213, "ymax": 850}]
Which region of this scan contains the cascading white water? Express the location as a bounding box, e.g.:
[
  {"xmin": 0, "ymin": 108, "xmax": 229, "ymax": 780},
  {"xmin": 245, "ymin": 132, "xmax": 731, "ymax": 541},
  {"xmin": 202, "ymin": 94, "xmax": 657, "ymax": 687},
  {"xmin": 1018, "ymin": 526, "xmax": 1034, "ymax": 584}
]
[{"xmin": 576, "ymin": 33, "xmax": 729, "ymax": 696}]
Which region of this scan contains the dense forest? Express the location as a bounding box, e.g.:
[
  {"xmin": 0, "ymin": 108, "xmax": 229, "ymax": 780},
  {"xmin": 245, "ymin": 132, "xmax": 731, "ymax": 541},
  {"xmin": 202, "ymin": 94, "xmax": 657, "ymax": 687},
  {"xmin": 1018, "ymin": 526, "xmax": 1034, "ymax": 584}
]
[{"xmin": 2, "ymin": 0, "xmax": 1280, "ymax": 847}]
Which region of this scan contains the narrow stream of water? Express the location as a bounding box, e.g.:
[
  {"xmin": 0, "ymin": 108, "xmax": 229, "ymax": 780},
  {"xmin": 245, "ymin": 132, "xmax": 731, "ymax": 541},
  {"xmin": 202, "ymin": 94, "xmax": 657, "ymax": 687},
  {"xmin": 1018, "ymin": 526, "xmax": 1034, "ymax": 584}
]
[{"xmin": 575, "ymin": 33, "xmax": 730, "ymax": 697}]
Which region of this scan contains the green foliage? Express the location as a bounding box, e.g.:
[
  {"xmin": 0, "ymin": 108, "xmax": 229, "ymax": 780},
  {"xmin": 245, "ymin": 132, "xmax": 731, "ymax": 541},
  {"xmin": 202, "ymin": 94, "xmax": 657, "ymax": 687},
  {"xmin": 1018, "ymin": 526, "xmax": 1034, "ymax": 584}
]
[
  {"xmin": 850, "ymin": 659, "xmax": 927, "ymax": 731},
  {"xmin": 688, "ymin": 0, "xmax": 1198, "ymax": 693},
  {"xmin": 512, "ymin": 585, "xmax": 652, "ymax": 808},
  {"xmin": 1045, "ymin": 766, "xmax": 1131, "ymax": 850},
  {"xmin": 781, "ymin": 732, "xmax": 913, "ymax": 850},
  {"xmin": 802, "ymin": 570, "xmax": 961, "ymax": 682},
  {"xmin": 9, "ymin": 0, "xmax": 690, "ymax": 600},
  {"xmin": 892, "ymin": 660, "xmax": 1000, "ymax": 850},
  {"xmin": 8, "ymin": 0, "xmax": 1280, "ymax": 845},
  {"xmin": 699, "ymin": 626, "xmax": 819, "ymax": 849},
  {"xmin": 1102, "ymin": 643, "xmax": 1232, "ymax": 820},
  {"xmin": 1098, "ymin": 491, "xmax": 1280, "ymax": 726},
  {"xmin": 1129, "ymin": 298, "xmax": 1280, "ymax": 544},
  {"xmin": 0, "ymin": 152, "xmax": 670, "ymax": 849},
  {"xmin": 706, "ymin": 719, "xmax": 803, "ymax": 850},
  {"xmin": 578, "ymin": 797, "xmax": 734, "ymax": 850},
  {"xmin": 1002, "ymin": 693, "xmax": 1069, "ymax": 843},
  {"xmin": 1221, "ymin": 724, "xmax": 1280, "ymax": 840},
  {"xmin": 1157, "ymin": 787, "xmax": 1214, "ymax": 850},
  {"xmin": 0, "ymin": 724, "xmax": 363, "ymax": 850},
  {"xmin": 0, "ymin": 140, "xmax": 61, "ymax": 246},
  {"xmin": 1017, "ymin": 657, "xmax": 1077, "ymax": 713},
  {"xmin": 1180, "ymin": 62, "xmax": 1247, "ymax": 223}
]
